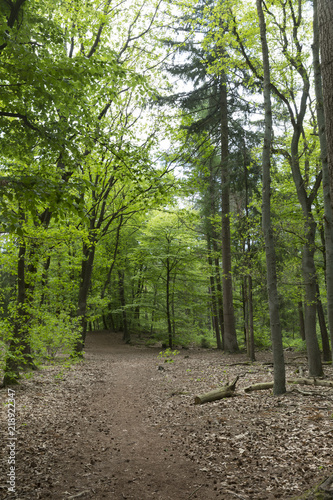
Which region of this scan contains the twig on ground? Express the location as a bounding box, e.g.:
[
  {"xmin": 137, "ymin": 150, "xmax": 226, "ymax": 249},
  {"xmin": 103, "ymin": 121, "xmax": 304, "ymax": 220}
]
[
  {"xmin": 187, "ymin": 484, "xmax": 203, "ymax": 499},
  {"xmin": 64, "ymin": 491, "xmax": 90, "ymax": 500},
  {"xmin": 225, "ymin": 489, "xmax": 248, "ymax": 500}
]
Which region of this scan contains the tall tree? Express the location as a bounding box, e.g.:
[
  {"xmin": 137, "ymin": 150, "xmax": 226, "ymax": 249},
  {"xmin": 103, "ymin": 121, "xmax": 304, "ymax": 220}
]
[
  {"xmin": 318, "ymin": 0, "xmax": 333, "ymax": 360},
  {"xmin": 220, "ymin": 73, "xmax": 238, "ymax": 352},
  {"xmin": 256, "ymin": 0, "xmax": 286, "ymax": 395}
]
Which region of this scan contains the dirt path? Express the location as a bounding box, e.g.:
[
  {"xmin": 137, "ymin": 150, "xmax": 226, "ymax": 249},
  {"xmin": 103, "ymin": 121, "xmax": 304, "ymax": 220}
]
[
  {"xmin": 0, "ymin": 331, "xmax": 216, "ymax": 500},
  {"xmin": 57, "ymin": 331, "xmax": 216, "ymax": 500},
  {"xmin": 1, "ymin": 331, "xmax": 333, "ymax": 500}
]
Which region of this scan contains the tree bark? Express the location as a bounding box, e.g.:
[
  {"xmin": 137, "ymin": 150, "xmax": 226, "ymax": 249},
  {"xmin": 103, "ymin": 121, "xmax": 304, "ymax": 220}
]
[
  {"xmin": 316, "ymin": 282, "xmax": 331, "ymax": 361},
  {"xmin": 212, "ymin": 239, "xmax": 224, "ymax": 349},
  {"xmin": 220, "ymin": 74, "xmax": 238, "ymax": 352},
  {"xmin": 301, "ymin": 219, "xmax": 323, "ymax": 376},
  {"xmin": 208, "ymin": 238, "xmax": 222, "ymax": 349},
  {"xmin": 298, "ymin": 301, "xmax": 305, "ymax": 341},
  {"xmin": 166, "ymin": 257, "xmax": 173, "ymax": 349},
  {"xmin": 317, "ymin": 0, "xmax": 333, "ymax": 362},
  {"xmin": 118, "ymin": 269, "xmax": 130, "ymax": 343},
  {"xmin": 247, "ymin": 274, "xmax": 255, "ymax": 362},
  {"xmin": 75, "ymin": 241, "xmax": 96, "ymax": 353},
  {"xmin": 256, "ymin": 0, "xmax": 286, "ymax": 395}
]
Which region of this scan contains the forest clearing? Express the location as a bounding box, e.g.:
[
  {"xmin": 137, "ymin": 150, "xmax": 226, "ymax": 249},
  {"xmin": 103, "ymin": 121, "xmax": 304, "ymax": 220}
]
[{"xmin": 1, "ymin": 331, "xmax": 333, "ymax": 500}]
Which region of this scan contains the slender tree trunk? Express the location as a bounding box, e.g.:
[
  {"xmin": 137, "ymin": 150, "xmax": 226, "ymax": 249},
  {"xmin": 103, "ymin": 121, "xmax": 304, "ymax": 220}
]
[
  {"xmin": 256, "ymin": 0, "xmax": 286, "ymax": 395},
  {"xmin": 298, "ymin": 301, "xmax": 306, "ymax": 341},
  {"xmin": 39, "ymin": 255, "xmax": 51, "ymax": 307},
  {"xmin": 248, "ymin": 274, "xmax": 255, "ymax": 362},
  {"xmin": 301, "ymin": 219, "xmax": 323, "ymax": 376},
  {"xmin": 220, "ymin": 74, "xmax": 238, "ymax": 352},
  {"xmin": 317, "ymin": 0, "xmax": 333, "ymax": 361},
  {"xmin": 3, "ymin": 243, "xmax": 33, "ymax": 385},
  {"xmin": 244, "ymin": 140, "xmax": 255, "ymax": 361},
  {"xmin": 316, "ymin": 282, "xmax": 331, "ymax": 361},
  {"xmin": 75, "ymin": 241, "xmax": 96, "ymax": 353},
  {"xmin": 118, "ymin": 269, "xmax": 130, "ymax": 343},
  {"xmin": 100, "ymin": 215, "xmax": 123, "ymax": 302},
  {"xmin": 150, "ymin": 286, "xmax": 158, "ymax": 336},
  {"xmin": 243, "ymin": 280, "xmax": 248, "ymax": 346},
  {"xmin": 166, "ymin": 257, "xmax": 173, "ymax": 349},
  {"xmin": 213, "ymin": 252, "xmax": 225, "ymax": 349},
  {"xmin": 208, "ymin": 162, "xmax": 224, "ymax": 347},
  {"xmin": 171, "ymin": 273, "xmax": 176, "ymax": 339},
  {"xmin": 208, "ymin": 240, "xmax": 222, "ymax": 349}
]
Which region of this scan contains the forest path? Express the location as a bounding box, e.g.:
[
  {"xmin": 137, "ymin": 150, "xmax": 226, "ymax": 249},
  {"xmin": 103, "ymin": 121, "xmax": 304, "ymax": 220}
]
[
  {"xmin": 2, "ymin": 331, "xmax": 333, "ymax": 500},
  {"xmin": 48, "ymin": 331, "xmax": 217, "ymax": 500}
]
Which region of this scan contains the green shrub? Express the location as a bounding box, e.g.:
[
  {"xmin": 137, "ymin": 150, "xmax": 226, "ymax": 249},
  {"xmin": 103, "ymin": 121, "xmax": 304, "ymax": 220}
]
[{"xmin": 30, "ymin": 310, "xmax": 81, "ymax": 362}]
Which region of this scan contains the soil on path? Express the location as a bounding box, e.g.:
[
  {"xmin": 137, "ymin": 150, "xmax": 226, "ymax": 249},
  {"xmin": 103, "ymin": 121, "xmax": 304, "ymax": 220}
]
[
  {"xmin": 0, "ymin": 331, "xmax": 217, "ymax": 500},
  {"xmin": 60, "ymin": 331, "xmax": 216, "ymax": 500},
  {"xmin": 1, "ymin": 330, "xmax": 333, "ymax": 500}
]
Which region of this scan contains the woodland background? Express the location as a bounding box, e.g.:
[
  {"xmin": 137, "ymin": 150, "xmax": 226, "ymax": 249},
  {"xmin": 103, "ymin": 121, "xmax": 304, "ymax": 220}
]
[{"xmin": 1, "ymin": 0, "xmax": 333, "ymax": 394}]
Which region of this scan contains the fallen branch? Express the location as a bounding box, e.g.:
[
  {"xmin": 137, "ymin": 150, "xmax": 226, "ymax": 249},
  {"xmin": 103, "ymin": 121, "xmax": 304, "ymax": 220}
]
[
  {"xmin": 225, "ymin": 490, "xmax": 248, "ymax": 500},
  {"xmin": 287, "ymin": 378, "xmax": 333, "ymax": 388},
  {"xmin": 194, "ymin": 376, "xmax": 239, "ymax": 404},
  {"xmin": 227, "ymin": 362, "xmax": 252, "ymax": 367},
  {"xmin": 244, "ymin": 382, "xmax": 273, "ymax": 393},
  {"xmin": 64, "ymin": 491, "xmax": 90, "ymax": 500},
  {"xmin": 244, "ymin": 378, "xmax": 333, "ymax": 393},
  {"xmin": 187, "ymin": 484, "xmax": 203, "ymax": 499}
]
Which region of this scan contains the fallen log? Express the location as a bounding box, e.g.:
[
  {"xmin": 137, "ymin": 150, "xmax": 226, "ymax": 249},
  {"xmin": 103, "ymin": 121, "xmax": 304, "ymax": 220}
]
[
  {"xmin": 244, "ymin": 378, "xmax": 333, "ymax": 393},
  {"xmin": 244, "ymin": 382, "xmax": 274, "ymax": 393},
  {"xmin": 287, "ymin": 377, "xmax": 333, "ymax": 388},
  {"xmin": 194, "ymin": 376, "xmax": 239, "ymax": 404}
]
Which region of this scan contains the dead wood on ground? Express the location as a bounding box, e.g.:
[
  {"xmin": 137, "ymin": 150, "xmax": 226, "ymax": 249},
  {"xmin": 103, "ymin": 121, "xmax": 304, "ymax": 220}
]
[{"xmin": 194, "ymin": 376, "xmax": 239, "ymax": 404}]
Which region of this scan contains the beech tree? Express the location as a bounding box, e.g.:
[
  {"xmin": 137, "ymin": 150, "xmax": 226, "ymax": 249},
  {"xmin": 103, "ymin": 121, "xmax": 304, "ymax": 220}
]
[{"xmin": 0, "ymin": 0, "xmax": 177, "ymax": 383}]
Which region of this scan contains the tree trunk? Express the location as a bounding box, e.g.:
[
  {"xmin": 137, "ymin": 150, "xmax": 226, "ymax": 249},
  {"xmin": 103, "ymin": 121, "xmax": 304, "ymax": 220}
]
[
  {"xmin": 166, "ymin": 257, "xmax": 173, "ymax": 349},
  {"xmin": 75, "ymin": 241, "xmax": 96, "ymax": 354},
  {"xmin": 301, "ymin": 219, "xmax": 323, "ymax": 376},
  {"xmin": 118, "ymin": 270, "xmax": 130, "ymax": 343},
  {"xmin": 220, "ymin": 74, "xmax": 238, "ymax": 352},
  {"xmin": 317, "ymin": 0, "xmax": 333, "ymax": 362},
  {"xmin": 212, "ymin": 240, "xmax": 224, "ymax": 348},
  {"xmin": 3, "ymin": 243, "xmax": 34, "ymax": 385},
  {"xmin": 316, "ymin": 282, "xmax": 331, "ymax": 361},
  {"xmin": 208, "ymin": 239, "xmax": 222, "ymax": 349},
  {"xmin": 247, "ymin": 274, "xmax": 255, "ymax": 362},
  {"xmin": 256, "ymin": 0, "xmax": 286, "ymax": 395},
  {"xmin": 244, "ymin": 144, "xmax": 255, "ymax": 361},
  {"xmin": 318, "ymin": 0, "xmax": 333, "ymax": 206},
  {"xmin": 298, "ymin": 301, "xmax": 306, "ymax": 341}
]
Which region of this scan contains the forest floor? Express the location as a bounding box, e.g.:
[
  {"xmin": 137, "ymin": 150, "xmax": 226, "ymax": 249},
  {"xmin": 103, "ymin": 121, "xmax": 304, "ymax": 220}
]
[{"xmin": 1, "ymin": 331, "xmax": 333, "ymax": 500}]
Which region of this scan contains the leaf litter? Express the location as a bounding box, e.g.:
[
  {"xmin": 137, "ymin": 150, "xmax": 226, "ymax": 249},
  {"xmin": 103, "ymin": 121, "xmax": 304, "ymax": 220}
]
[{"xmin": 0, "ymin": 331, "xmax": 332, "ymax": 499}]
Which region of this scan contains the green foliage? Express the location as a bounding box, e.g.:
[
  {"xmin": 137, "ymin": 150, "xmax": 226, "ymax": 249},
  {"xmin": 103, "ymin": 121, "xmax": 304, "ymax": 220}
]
[
  {"xmin": 158, "ymin": 348, "xmax": 180, "ymax": 363},
  {"xmin": 0, "ymin": 0, "xmax": 331, "ymax": 375},
  {"xmin": 30, "ymin": 311, "xmax": 81, "ymax": 362}
]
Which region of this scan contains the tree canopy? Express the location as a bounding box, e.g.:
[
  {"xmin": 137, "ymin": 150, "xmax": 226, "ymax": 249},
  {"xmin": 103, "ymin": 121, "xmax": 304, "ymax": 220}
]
[{"xmin": 1, "ymin": 0, "xmax": 333, "ymax": 390}]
